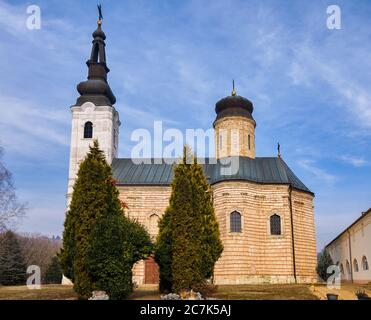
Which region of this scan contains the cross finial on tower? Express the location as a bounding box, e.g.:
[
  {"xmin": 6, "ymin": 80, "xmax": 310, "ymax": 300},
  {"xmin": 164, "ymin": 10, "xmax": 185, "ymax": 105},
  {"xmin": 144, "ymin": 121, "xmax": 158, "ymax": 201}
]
[
  {"xmin": 277, "ymin": 142, "xmax": 281, "ymax": 158},
  {"xmin": 231, "ymin": 79, "xmax": 236, "ymax": 96},
  {"xmin": 97, "ymin": 4, "xmax": 103, "ymax": 25}
]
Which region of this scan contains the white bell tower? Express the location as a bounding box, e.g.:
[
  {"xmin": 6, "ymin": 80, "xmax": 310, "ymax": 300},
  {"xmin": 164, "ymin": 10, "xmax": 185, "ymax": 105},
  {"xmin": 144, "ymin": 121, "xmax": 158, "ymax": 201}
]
[{"xmin": 66, "ymin": 18, "xmax": 120, "ymax": 206}]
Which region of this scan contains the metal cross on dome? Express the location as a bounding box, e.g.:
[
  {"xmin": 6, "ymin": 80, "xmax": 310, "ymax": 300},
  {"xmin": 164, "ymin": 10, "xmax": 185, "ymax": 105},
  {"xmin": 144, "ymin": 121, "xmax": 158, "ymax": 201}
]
[{"xmin": 97, "ymin": 4, "xmax": 103, "ymax": 21}]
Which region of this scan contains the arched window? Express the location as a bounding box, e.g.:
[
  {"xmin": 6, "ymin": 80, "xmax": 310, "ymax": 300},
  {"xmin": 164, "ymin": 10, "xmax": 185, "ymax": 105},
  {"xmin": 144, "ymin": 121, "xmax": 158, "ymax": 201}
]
[
  {"xmin": 230, "ymin": 211, "xmax": 241, "ymax": 233},
  {"xmin": 346, "ymin": 260, "xmax": 350, "ymax": 275},
  {"xmin": 340, "ymin": 263, "xmax": 344, "ymax": 274},
  {"xmin": 353, "ymin": 259, "xmax": 359, "ymax": 272},
  {"xmin": 248, "ymin": 134, "xmax": 251, "ymax": 150},
  {"xmin": 362, "ymin": 256, "xmax": 369, "ymax": 271},
  {"xmin": 148, "ymin": 214, "xmax": 159, "ymax": 237},
  {"xmin": 270, "ymin": 214, "xmax": 281, "ymax": 235},
  {"xmin": 84, "ymin": 121, "xmax": 93, "ymax": 138}
]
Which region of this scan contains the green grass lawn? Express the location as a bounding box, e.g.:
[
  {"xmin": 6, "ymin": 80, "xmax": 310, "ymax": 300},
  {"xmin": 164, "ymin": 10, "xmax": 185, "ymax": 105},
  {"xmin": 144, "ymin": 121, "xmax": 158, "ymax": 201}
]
[
  {"xmin": 2, "ymin": 283, "xmax": 369, "ymax": 300},
  {"xmin": 0, "ymin": 283, "xmax": 319, "ymax": 300},
  {"xmin": 0, "ymin": 285, "xmax": 77, "ymax": 300},
  {"xmin": 211, "ymin": 284, "xmax": 318, "ymax": 300}
]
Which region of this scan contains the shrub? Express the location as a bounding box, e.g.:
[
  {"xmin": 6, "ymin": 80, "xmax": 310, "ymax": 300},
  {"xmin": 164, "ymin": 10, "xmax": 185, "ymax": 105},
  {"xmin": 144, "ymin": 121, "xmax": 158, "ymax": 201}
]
[
  {"xmin": 44, "ymin": 256, "xmax": 62, "ymax": 284},
  {"xmin": 316, "ymin": 248, "xmax": 334, "ymax": 281}
]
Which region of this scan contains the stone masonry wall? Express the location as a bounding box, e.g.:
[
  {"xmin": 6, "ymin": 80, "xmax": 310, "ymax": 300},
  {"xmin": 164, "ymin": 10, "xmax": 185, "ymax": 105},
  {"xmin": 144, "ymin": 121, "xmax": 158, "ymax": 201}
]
[
  {"xmin": 118, "ymin": 185, "xmax": 171, "ymax": 285},
  {"xmin": 118, "ymin": 181, "xmax": 317, "ymax": 285},
  {"xmin": 214, "ymin": 116, "xmax": 256, "ymax": 159}
]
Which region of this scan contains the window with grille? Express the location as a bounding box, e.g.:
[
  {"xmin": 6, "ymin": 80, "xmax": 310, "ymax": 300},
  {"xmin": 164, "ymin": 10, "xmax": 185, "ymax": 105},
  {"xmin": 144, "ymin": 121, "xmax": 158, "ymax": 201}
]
[
  {"xmin": 230, "ymin": 211, "xmax": 241, "ymax": 233},
  {"xmin": 84, "ymin": 121, "xmax": 93, "ymax": 138},
  {"xmin": 270, "ymin": 214, "xmax": 281, "ymax": 235}
]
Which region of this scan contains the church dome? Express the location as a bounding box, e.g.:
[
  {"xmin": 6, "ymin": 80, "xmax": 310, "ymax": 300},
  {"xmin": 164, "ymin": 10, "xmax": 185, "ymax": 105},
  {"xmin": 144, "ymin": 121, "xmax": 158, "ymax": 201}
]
[
  {"xmin": 214, "ymin": 92, "xmax": 254, "ymax": 123},
  {"xmin": 76, "ymin": 79, "xmax": 116, "ymax": 106}
]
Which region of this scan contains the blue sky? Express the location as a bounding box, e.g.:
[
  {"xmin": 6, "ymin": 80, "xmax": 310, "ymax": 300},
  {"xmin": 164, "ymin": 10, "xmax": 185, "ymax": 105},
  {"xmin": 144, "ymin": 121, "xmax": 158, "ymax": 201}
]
[{"xmin": 0, "ymin": 0, "xmax": 370, "ymax": 250}]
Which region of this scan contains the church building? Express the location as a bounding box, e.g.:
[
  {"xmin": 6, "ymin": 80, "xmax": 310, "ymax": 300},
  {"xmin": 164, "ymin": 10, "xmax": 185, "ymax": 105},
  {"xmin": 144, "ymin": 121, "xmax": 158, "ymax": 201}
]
[{"xmin": 67, "ymin": 18, "xmax": 317, "ymax": 285}]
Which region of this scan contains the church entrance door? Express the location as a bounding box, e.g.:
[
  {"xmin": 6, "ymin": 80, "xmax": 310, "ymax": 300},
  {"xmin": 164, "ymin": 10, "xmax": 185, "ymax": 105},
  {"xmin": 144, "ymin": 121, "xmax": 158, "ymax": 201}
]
[{"xmin": 144, "ymin": 257, "xmax": 159, "ymax": 284}]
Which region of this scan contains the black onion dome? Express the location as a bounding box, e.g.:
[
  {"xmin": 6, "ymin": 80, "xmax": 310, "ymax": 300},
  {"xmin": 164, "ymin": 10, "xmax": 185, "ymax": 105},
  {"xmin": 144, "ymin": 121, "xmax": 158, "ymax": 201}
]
[
  {"xmin": 214, "ymin": 94, "xmax": 255, "ymax": 124},
  {"xmin": 76, "ymin": 79, "xmax": 116, "ymax": 106}
]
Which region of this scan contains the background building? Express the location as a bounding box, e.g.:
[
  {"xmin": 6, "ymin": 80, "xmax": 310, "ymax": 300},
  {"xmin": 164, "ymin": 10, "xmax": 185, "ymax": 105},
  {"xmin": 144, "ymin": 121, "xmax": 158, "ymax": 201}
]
[{"xmin": 326, "ymin": 208, "xmax": 371, "ymax": 283}]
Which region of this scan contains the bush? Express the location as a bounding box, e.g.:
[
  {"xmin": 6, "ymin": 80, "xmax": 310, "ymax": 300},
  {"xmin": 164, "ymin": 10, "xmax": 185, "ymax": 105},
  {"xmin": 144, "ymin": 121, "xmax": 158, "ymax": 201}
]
[
  {"xmin": 316, "ymin": 248, "xmax": 334, "ymax": 281},
  {"xmin": 44, "ymin": 256, "xmax": 62, "ymax": 284},
  {"xmin": 87, "ymin": 213, "xmax": 152, "ymax": 300},
  {"xmin": 154, "ymin": 210, "xmax": 173, "ymax": 293}
]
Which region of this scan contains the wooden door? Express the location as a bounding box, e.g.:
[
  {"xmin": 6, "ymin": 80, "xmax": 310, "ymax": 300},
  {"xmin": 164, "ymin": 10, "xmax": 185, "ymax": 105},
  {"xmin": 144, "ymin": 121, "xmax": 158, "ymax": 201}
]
[{"xmin": 144, "ymin": 257, "xmax": 159, "ymax": 284}]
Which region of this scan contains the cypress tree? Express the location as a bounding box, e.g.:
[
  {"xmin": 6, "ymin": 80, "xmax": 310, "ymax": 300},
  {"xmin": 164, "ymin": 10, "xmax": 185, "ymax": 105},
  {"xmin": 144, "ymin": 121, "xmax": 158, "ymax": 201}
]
[
  {"xmin": 60, "ymin": 140, "xmax": 111, "ymax": 297},
  {"xmin": 60, "ymin": 140, "xmax": 152, "ymax": 299},
  {"xmin": 155, "ymin": 147, "xmax": 223, "ymax": 293},
  {"xmin": 44, "ymin": 256, "xmax": 62, "ymax": 284},
  {"xmin": 0, "ymin": 231, "xmax": 27, "ymax": 285},
  {"xmin": 191, "ymin": 159, "xmax": 223, "ymax": 280}
]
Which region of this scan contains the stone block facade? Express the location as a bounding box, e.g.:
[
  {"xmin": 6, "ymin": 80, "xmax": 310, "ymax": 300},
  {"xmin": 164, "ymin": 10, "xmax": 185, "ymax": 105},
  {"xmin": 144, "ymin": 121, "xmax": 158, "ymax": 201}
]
[
  {"xmin": 214, "ymin": 116, "xmax": 256, "ymax": 159},
  {"xmin": 118, "ymin": 181, "xmax": 317, "ymax": 285}
]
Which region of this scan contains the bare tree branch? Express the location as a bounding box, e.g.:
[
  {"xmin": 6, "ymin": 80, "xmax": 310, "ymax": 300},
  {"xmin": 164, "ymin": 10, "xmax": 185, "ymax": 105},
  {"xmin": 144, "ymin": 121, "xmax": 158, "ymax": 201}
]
[{"xmin": 0, "ymin": 146, "xmax": 27, "ymax": 232}]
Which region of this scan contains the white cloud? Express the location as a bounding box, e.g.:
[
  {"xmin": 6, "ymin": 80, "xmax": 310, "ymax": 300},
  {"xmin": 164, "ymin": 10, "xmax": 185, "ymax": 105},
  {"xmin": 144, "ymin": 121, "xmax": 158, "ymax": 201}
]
[
  {"xmin": 0, "ymin": 0, "xmax": 29, "ymax": 36},
  {"xmin": 339, "ymin": 155, "xmax": 367, "ymax": 167},
  {"xmin": 0, "ymin": 95, "xmax": 70, "ymax": 157},
  {"xmin": 297, "ymin": 159, "xmax": 337, "ymax": 183},
  {"xmin": 288, "ymin": 40, "xmax": 371, "ymax": 128}
]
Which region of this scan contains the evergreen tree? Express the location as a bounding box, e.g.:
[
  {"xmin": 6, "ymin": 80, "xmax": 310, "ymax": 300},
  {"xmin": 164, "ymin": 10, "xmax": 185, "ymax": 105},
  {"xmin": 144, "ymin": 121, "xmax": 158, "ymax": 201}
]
[
  {"xmin": 44, "ymin": 256, "xmax": 62, "ymax": 284},
  {"xmin": 87, "ymin": 210, "xmax": 152, "ymax": 300},
  {"xmin": 155, "ymin": 147, "xmax": 223, "ymax": 293},
  {"xmin": 0, "ymin": 231, "xmax": 27, "ymax": 285},
  {"xmin": 171, "ymin": 157, "xmax": 204, "ymax": 292},
  {"xmin": 154, "ymin": 211, "xmax": 172, "ymax": 292},
  {"xmin": 316, "ymin": 248, "xmax": 334, "ymax": 281},
  {"xmin": 60, "ymin": 140, "xmax": 152, "ymax": 299},
  {"xmin": 60, "ymin": 140, "xmax": 110, "ymax": 297},
  {"xmin": 191, "ymin": 159, "xmax": 223, "ymax": 280}
]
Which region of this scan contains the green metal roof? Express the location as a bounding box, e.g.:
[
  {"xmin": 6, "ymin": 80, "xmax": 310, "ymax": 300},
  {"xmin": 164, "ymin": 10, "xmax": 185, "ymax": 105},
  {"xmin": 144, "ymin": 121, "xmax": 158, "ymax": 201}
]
[{"xmin": 112, "ymin": 157, "xmax": 313, "ymax": 194}]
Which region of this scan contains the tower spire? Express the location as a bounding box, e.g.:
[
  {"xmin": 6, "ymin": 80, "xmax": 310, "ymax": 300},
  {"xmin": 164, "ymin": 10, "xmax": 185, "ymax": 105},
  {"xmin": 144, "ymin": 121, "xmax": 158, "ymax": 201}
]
[
  {"xmin": 277, "ymin": 142, "xmax": 281, "ymax": 158},
  {"xmin": 75, "ymin": 7, "xmax": 116, "ymax": 106}
]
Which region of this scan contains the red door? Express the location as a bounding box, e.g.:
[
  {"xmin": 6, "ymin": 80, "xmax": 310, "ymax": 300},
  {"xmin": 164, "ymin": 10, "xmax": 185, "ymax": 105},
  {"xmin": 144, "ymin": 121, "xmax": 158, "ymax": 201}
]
[{"xmin": 144, "ymin": 257, "xmax": 159, "ymax": 284}]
